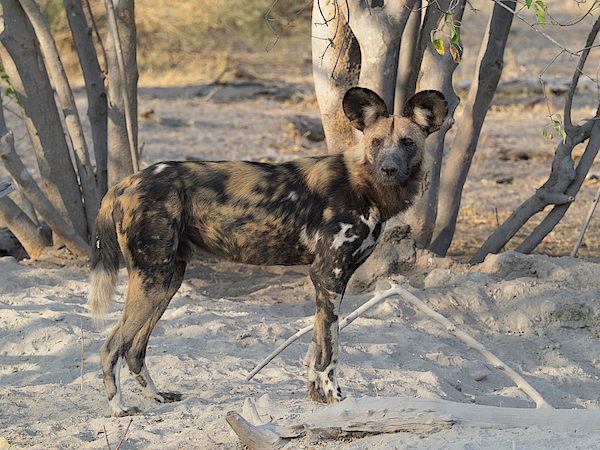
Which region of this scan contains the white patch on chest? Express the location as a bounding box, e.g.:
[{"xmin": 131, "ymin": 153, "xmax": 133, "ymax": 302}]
[
  {"xmin": 330, "ymin": 223, "xmax": 358, "ymax": 250},
  {"xmin": 153, "ymin": 163, "xmax": 169, "ymax": 174},
  {"xmin": 353, "ymin": 213, "xmax": 384, "ymax": 257}
]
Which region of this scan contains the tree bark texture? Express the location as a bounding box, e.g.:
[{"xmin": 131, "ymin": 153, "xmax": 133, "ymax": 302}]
[
  {"xmin": 400, "ymin": 0, "xmax": 465, "ymax": 246},
  {"xmin": 429, "ymin": 1, "xmax": 515, "ymax": 256},
  {"xmin": 312, "ymin": 0, "xmax": 361, "ymax": 152},
  {"xmin": 0, "ymin": 0, "xmax": 88, "ymax": 240},
  {"xmin": 343, "ymin": 0, "xmax": 415, "ymax": 111},
  {"xmin": 105, "ymin": 0, "xmax": 138, "ymax": 186},
  {"xmin": 63, "ymin": 0, "xmax": 109, "ymax": 198},
  {"xmin": 18, "ymin": 0, "xmax": 99, "ymax": 237},
  {"xmin": 394, "ymin": 3, "xmax": 420, "ymax": 115},
  {"xmin": 0, "ymin": 195, "xmax": 49, "ymax": 259},
  {"xmin": 0, "ymin": 125, "xmax": 91, "ymax": 258}
]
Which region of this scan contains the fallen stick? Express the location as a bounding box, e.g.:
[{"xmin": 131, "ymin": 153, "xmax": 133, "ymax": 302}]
[
  {"xmin": 246, "ymin": 280, "xmax": 552, "ymax": 409},
  {"xmin": 227, "ymin": 395, "xmax": 600, "ymax": 450},
  {"xmin": 246, "ymin": 285, "xmax": 400, "ymax": 381},
  {"xmin": 388, "ymin": 279, "xmax": 553, "ymax": 409}
]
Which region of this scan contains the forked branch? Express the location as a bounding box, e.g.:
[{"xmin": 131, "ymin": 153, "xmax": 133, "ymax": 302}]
[{"xmin": 247, "ymin": 281, "xmax": 552, "ymax": 409}]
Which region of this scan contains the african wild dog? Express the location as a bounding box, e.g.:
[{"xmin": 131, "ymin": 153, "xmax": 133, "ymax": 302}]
[{"xmin": 89, "ymin": 87, "xmax": 447, "ymax": 417}]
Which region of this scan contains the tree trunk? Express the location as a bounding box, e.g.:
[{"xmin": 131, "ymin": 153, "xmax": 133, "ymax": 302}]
[
  {"xmin": 18, "ymin": 0, "xmax": 99, "ymax": 237},
  {"xmin": 469, "ymin": 121, "xmax": 595, "ymax": 263},
  {"xmin": 400, "ymin": 0, "xmax": 465, "ymax": 245},
  {"xmin": 0, "ymin": 0, "xmax": 88, "ymax": 241},
  {"xmin": 311, "ymin": 0, "xmax": 361, "ymax": 152},
  {"xmin": 343, "ymin": 0, "xmax": 415, "ymax": 110},
  {"xmin": 105, "ymin": 0, "xmax": 138, "ymax": 186},
  {"xmin": 63, "ymin": 0, "xmax": 109, "ymax": 198},
  {"xmin": 0, "ymin": 195, "xmax": 49, "ymax": 259},
  {"xmin": 0, "ymin": 117, "xmax": 91, "ymax": 258},
  {"xmin": 429, "ymin": 1, "xmax": 515, "ymax": 256},
  {"xmin": 514, "ymin": 120, "xmax": 600, "ymax": 255},
  {"xmin": 393, "ymin": 3, "xmax": 420, "ymax": 115},
  {"xmin": 470, "ymin": 14, "xmax": 600, "ymax": 263}
]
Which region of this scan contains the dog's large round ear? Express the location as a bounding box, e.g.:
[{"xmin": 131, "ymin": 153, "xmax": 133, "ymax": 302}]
[
  {"xmin": 343, "ymin": 87, "xmax": 389, "ymax": 132},
  {"xmin": 402, "ymin": 90, "xmax": 448, "ymax": 136}
]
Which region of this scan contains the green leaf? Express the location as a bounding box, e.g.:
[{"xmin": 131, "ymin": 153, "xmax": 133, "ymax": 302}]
[
  {"xmin": 433, "ymin": 39, "xmax": 445, "ymax": 55},
  {"xmin": 526, "ymin": 0, "xmax": 533, "ymax": 7},
  {"xmin": 6, "ymin": 86, "xmax": 14, "ymax": 95},
  {"xmin": 535, "ymin": 0, "xmax": 546, "ymax": 9},
  {"xmin": 542, "ymin": 126, "xmax": 549, "ymax": 140},
  {"xmin": 534, "ymin": 4, "xmax": 546, "ymax": 27},
  {"xmin": 451, "ymin": 25, "xmax": 459, "ymax": 45}
]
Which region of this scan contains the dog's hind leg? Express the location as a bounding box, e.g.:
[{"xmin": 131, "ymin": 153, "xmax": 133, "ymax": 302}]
[
  {"xmin": 100, "ymin": 260, "xmax": 186, "ymax": 417},
  {"xmin": 124, "ymin": 259, "xmax": 187, "ymax": 404}
]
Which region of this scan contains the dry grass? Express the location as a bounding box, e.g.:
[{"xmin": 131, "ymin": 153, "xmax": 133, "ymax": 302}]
[{"xmin": 38, "ymin": 0, "xmax": 313, "ymax": 86}]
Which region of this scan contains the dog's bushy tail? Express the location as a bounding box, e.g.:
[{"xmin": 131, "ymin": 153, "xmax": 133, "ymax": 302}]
[{"xmin": 88, "ymin": 190, "xmax": 121, "ymax": 325}]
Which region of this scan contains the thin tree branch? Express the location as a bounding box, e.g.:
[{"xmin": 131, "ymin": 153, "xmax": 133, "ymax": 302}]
[
  {"xmin": 571, "ymin": 181, "xmax": 600, "ymax": 257},
  {"xmin": 563, "ymin": 15, "xmax": 600, "ymax": 132}
]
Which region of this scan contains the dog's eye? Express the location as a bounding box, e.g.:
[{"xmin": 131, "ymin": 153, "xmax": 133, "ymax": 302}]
[
  {"xmin": 372, "ymin": 138, "xmax": 381, "ymax": 146},
  {"xmin": 404, "ymin": 140, "xmax": 414, "ymax": 146}
]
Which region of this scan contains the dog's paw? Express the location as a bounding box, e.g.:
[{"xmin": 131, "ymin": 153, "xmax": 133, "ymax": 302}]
[
  {"xmin": 155, "ymin": 392, "xmax": 182, "ymax": 403},
  {"xmin": 307, "ymin": 380, "xmax": 344, "ymax": 404},
  {"xmin": 111, "ymin": 406, "xmax": 143, "ymax": 417},
  {"xmin": 326, "ymin": 386, "xmax": 344, "ymax": 404}
]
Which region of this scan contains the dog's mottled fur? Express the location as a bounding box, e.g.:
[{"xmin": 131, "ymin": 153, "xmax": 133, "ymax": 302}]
[{"xmin": 89, "ymin": 87, "xmax": 447, "ymax": 417}]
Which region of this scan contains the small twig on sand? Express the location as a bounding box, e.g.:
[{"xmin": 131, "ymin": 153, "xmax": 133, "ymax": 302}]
[
  {"xmin": 115, "ymin": 418, "xmax": 133, "ymax": 450},
  {"xmin": 102, "ymin": 419, "xmax": 133, "ymax": 450},
  {"xmin": 80, "ymin": 317, "xmax": 84, "ymax": 391},
  {"xmin": 103, "ymin": 425, "xmax": 111, "ymax": 450}
]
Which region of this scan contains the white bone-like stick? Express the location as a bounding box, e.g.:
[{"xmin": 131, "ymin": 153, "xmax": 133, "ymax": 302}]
[
  {"xmin": 246, "ymin": 286, "xmax": 400, "ymax": 381},
  {"xmin": 246, "ymin": 281, "xmax": 553, "ymax": 409}
]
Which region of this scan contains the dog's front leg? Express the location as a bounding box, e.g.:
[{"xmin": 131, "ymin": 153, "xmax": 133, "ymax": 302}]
[{"xmin": 305, "ymin": 264, "xmax": 346, "ymax": 404}]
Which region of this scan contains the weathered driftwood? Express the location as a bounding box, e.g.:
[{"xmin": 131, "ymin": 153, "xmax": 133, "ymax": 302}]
[{"xmin": 227, "ymin": 396, "xmax": 600, "ymax": 450}]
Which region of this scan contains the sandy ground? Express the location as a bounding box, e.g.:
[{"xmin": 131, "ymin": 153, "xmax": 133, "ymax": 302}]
[
  {"xmin": 3, "ymin": 2, "xmax": 600, "ymax": 446},
  {"xmin": 1, "ymin": 87, "xmax": 600, "ymax": 448},
  {"xmin": 2, "ymin": 243, "xmax": 600, "ymax": 449}
]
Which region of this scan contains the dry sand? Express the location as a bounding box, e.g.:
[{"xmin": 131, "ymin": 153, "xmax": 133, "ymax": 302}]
[
  {"xmin": 2, "ymin": 60, "xmax": 600, "ymax": 448},
  {"xmin": 2, "ymin": 222, "xmax": 600, "ymax": 448}
]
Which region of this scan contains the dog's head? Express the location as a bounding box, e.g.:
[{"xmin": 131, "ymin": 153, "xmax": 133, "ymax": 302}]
[{"xmin": 343, "ymin": 87, "xmax": 447, "ymax": 187}]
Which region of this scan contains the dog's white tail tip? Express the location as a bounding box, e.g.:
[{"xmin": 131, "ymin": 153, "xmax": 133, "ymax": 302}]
[{"xmin": 88, "ymin": 269, "xmax": 118, "ymax": 327}]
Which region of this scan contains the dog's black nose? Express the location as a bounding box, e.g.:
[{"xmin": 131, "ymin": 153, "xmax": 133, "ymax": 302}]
[{"xmin": 380, "ymin": 164, "xmax": 398, "ymax": 178}]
